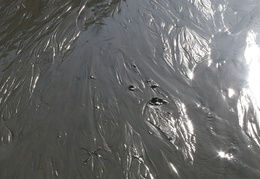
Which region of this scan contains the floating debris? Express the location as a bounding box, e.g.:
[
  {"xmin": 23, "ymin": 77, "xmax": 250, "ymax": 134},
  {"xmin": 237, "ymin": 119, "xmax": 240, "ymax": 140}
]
[
  {"xmin": 149, "ymin": 97, "xmax": 168, "ymax": 106},
  {"xmin": 147, "ymin": 79, "xmax": 159, "ymax": 89},
  {"xmin": 151, "ymin": 84, "xmax": 159, "ymax": 89},
  {"xmin": 94, "ymin": 105, "xmax": 100, "ymax": 110},
  {"xmin": 131, "ymin": 64, "xmax": 137, "ymax": 68},
  {"xmin": 207, "ymin": 112, "xmax": 214, "ymax": 118},
  {"xmin": 128, "ymin": 85, "xmax": 136, "ymax": 91}
]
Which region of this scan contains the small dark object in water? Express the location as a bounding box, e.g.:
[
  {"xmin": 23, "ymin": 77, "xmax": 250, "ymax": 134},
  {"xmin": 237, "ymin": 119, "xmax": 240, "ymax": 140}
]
[
  {"xmin": 151, "ymin": 84, "xmax": 159, "ymax": 89},
  {"xmin": 147, "ymin": 79, "xmax": 159, "ymax": 89},
  {"xmin": 131, "ymin": 64, "xmax": 137, "ymax": 68},
  {"xmin": 149, "ymin": 97, "xmax": 168, "ymax": 106},
  {"xmin": 128, "ymin": 85, "xmax": 136, "ymax": 91}
]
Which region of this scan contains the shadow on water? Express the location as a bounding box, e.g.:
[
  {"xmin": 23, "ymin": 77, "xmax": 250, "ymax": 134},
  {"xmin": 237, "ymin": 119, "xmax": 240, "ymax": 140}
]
[{"xmin": 1, "ymin": 0, "xmax": 260, "ymax": 178}]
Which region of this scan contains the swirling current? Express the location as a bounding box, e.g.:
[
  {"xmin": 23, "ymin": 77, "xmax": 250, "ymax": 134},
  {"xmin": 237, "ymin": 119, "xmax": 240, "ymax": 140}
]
[{"xmin": 1, "ymin": 0, "xmax": 260, "ymax": 178}]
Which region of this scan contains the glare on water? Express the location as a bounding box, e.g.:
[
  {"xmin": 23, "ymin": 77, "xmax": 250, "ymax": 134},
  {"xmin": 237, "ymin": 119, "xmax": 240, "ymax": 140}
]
[{"xmin": 244, "ymin": 30, "xmax": 260, "ymax": 108}]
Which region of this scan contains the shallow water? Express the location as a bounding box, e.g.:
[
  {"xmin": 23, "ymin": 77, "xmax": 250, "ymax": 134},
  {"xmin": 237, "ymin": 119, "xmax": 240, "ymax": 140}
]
[{"xmin": 1, "ymin": 0, "xmax": 260, "ymax": 178}]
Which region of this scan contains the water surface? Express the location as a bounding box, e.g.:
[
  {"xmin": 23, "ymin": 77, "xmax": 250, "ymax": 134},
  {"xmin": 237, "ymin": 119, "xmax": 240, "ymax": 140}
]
[{"xmin": 1, "ymin": 0, "xmax": 260, "ymax": 178}]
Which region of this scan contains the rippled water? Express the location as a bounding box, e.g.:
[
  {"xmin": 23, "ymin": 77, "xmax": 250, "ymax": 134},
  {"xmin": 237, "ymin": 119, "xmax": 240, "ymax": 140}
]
[{"xmin": 1, "ymin": 0, "xmax": 260, "ymax": 178}]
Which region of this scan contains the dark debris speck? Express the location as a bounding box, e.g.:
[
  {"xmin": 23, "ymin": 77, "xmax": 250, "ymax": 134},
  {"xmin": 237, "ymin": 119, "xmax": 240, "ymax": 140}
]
[
  {"xmin": 128, "ymin": 85, "xmax": 136, "ymax": 91},
  {"xmin": 149, "ymin": 97, "xmax": 168, "ymax": 106}
]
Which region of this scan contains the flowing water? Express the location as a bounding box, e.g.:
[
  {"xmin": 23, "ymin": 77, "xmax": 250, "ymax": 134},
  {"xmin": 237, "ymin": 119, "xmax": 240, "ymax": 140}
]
[{"xmin": 1, "ymin": 0, "xmax": 260, "ymax": 178}]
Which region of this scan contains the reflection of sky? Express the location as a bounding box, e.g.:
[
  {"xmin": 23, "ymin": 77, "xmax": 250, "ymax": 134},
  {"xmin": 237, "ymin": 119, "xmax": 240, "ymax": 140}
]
[{"xmin": 244, "ymin": 30, "xmax": 260, "ymax": 108}]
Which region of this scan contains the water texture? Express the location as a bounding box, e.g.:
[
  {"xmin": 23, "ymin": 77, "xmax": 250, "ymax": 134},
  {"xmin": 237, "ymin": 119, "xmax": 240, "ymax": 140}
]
[{"xmin": 1, "ymin": 0, "xmax": 260, "ymax": 178}]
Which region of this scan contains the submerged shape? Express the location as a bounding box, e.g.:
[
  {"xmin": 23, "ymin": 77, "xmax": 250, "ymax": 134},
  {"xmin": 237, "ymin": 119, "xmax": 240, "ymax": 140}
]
[{"xmin": 144, "ymin": 98, "xmax": 196, "ymax": 164}]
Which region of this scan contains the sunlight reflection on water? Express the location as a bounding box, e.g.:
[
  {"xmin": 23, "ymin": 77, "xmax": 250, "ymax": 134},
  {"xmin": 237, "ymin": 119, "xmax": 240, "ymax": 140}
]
[
  {"xmin": 244, "ymin": 30, "xmax": 260, "ymax": 108},
  {"xmin": 218, "ymin": 151, "xmax": 234, "ymax": 160}
]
